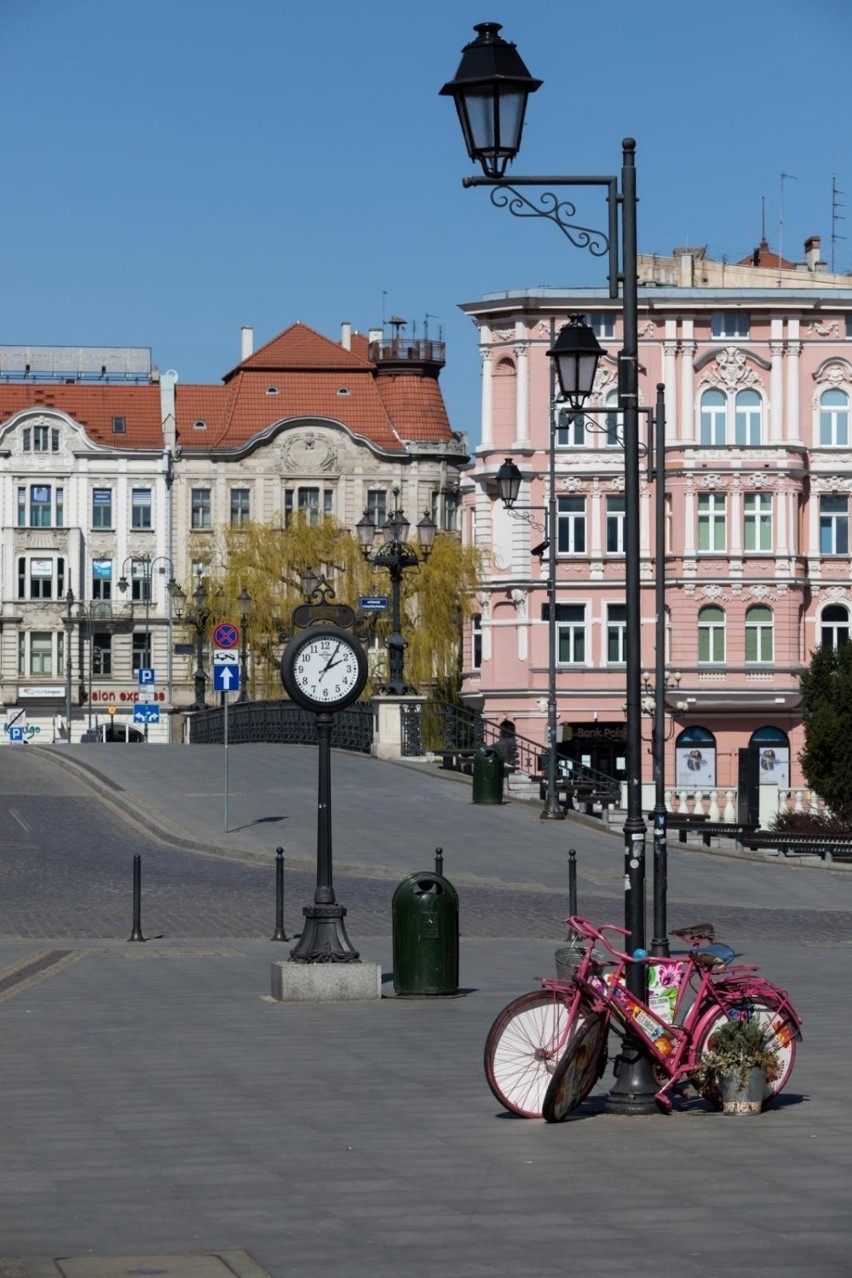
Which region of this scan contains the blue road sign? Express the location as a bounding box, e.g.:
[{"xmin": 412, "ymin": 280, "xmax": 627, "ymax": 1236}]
[
  {"xmin": 138, "ymin": 667, "xmax": 156, "ymax": 686},
  {"xmin": 8, "ymin": 726, "xmax": 24, "ymax": 742},
  {"xmin": 133, "ymin": 705, "xmax": 160, "ymax": 724},
  {"xmin": 359, "ymin": 595, "xmax": 389, "ymax": 612},
  {"xmin": 213, "ymin": 622, "xmax": 240, "ymax": 649},
  {"xmin": 213, "ymin": 663, "xmax": 240, "ymax": 693}
]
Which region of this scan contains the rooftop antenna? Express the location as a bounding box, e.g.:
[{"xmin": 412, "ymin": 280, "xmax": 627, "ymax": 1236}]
[
  {"xmin": 381, "ymin": 290, "xmax": 388, "ymax": 326},
  {"xmin": 780, "ymin": 171, "xmax": 797, "ymax": 282},
  {"xmin": 832, "ymin": 172, "xmax": 846, "ymax": 273},
  {"xmin": 424, "ymin": 313, "xmax": 439, "ymax": 340}
]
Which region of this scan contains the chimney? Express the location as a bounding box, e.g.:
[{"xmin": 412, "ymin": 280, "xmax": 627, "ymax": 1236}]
[
  {"xmin": 340, "ymin": 322, "xmax": 351, "ymax": 350},
  {"xmin": 804, "ymin": 237, "xmax": 822, "ymax": 272},
  {"xmin": 240, "ymin": 326, "xmax": 254, "ymax": 361}
]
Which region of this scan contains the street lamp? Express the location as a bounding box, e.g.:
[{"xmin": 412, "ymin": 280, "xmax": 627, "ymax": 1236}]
[
  {"xmin": 642, "ymin": 666, "xmax": 688, "ymax": 958},
  {"xmin": 237, "ymin": 587, "xmax": 252, "ymax": 703},
  {"xmin": 63, "ymin": 588, "xmax": 75, "ymax": 742},
  {"xmin": 494, "ymin": 316, "xmax": 603, "ymax": 824},
  {"xmin": 172, "ymin": 576, "xmax": 211, "ymax": 710},
  {"xmin": 117, "ymin": 554, "xmax": 177, "ymax": 741},
  {"xmin": 444, "ymin": 22, "xmax": 656, "ymax": 1112},
  {"xmin": 356, "ymin": 490, "xmax": 437, "ymax": 694}
]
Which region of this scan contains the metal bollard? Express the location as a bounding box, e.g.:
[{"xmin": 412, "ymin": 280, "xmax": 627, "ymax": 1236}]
[
  {"xmin": 568, "ymin": 848, "xmax": 578, "ymax": 917},
  {"xmin": 270, "ymin": 847, "xmax": 290, "ymax": 941},
  {"xmin": 128, "ymin": 853, "xmax": 146, "ymax": 943},
  {"xmin": 435, "ymin": 846, "xmax": 444, "ymax": 877}
]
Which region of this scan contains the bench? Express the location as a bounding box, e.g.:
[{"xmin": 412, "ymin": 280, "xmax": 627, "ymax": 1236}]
[
  {"xmin": 434, "ymin": 748, "xmax": 477, "ymax": 774},
  {"xmin": 698, "ymin": 822, "xmax": 759, "ymax": 849},
  {"xmin": 744, "ymin": 832, "xmax": 852, "ymax": 863},
  {"xmin": 649, "ymin": 812, "xmax": 708, "ymax": 844}
]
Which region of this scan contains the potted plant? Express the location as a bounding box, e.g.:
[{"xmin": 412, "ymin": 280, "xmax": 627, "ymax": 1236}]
[{"xmin": 695, "ymin": 1017, "xmax": 780, "ymax": 1115}]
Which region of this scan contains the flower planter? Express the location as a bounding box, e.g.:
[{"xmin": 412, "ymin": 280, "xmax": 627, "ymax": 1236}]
[{"xmin": 718, "ymin": 1066, "xmax": 766, "ymax": 1115}]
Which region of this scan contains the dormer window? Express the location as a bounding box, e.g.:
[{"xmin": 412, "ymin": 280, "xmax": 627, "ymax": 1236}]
[
  {"xmin": 22, "ymin": 425, "xmax": 60, "ymax": 452},
  {"xmin": 112, "ymin": 416, "xmax": 126, "ymax": 434},
  {"xmin": 266, "ymin": 386, "xmax": 279, "ymax": 395},
  {"xmin": 337, "ymin": 387, "xmax": 351, "ymax": 396},
  {"xmin": 193, "ymin": 419, "xmax": 207, "ymax": 431}
]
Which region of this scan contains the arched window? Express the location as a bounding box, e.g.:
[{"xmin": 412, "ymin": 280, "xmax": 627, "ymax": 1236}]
[
  {"xmin": 745, "ymin": 604, "xmax": 773, "ymax": 663},
  {"xmin": 749, "ymin": 725, "xmax": 790, "ymax": 785},
  {"xmin": 492, "ymin": 357, "xmax": 517, "ymax": 446},
  {"xmin": 735, "ymin": 389, "xmax": 762, "ymax": 445},
  {"xmin": 698, "ymin": 605, "xmax": 725, "ymax": 664},
  {"xmin": 675, "ymin": 724, "xmax": 717, "ymax": 785},
  {"xmin": 819, "ymin": 388, "xmax": 849, "ymax": 446},
  {"xmin": 821, "ymin": 603, "xmax": 850, "ymax": 651},
  {"xmin": 700, "ymin": 389, "xmax": 726, "ymax": 445}
]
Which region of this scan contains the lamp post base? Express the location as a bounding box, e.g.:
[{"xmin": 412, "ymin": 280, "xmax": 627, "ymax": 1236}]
[
  {"xmin": 604, "ymin": 1040, "xmax": 660, "ymax": 1115},
  {"xmin": 289, "ymin": 904, "xmax": 360, "ymax": 964},
  {"xmin": 540, "ymin": 796, "xmax": 566, "ymax": 821}
]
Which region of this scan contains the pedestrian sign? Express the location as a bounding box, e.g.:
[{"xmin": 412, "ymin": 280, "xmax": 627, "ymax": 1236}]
[
  {"xmin": 213, "ymin": 663, "xmax": 240, "ymax": 693},
  {"xmin": 133, "ymin": 705, "xmax": 160, "ymax": 725}
]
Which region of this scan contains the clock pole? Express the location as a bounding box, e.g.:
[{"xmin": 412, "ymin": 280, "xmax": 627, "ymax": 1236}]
[{"xmin": 289, "ymin": 710, "xmax": 360, "ymax": 963}]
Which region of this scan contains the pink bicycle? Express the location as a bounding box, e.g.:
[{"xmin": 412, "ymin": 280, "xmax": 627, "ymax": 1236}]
[{"xmin": 484, "ymin": 916, "xmax": 801, "ymax": 1119}]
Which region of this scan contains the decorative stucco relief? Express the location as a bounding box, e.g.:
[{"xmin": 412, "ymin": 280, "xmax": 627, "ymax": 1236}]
[
  {"xmin": 509, "ymin": 588, "xmax": 528, "ymax": 618},
  {"xmin": 282, "ymin": 432, "xmax": 337, "ymax": 474},
  {"xmin": 808, "ymin": 321, "xmax": 840, "ymax": 337},
  {"xmin": 813, "ymin": 360, "xmax": 852, "ymax": 386},
  {"xmin": 699, "ymin": 346, "xmax": 761, "ymax": 389},
  {"xmin": 811, "ymin": 474, "xmax": 852, "ymax": 492}
]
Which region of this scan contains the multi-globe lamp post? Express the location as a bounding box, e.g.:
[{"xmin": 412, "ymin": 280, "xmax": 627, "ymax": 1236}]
[
  {"xmin": 172, "ymin": 576, "xmax": 212, "ymax": 711},
  {"xmin": 442, "ymin": 21, "xmax": 657, "ymax": 1111},
  {"xmin": 356, "ymin": 491, "xmax": 437, "ymax": 694}
]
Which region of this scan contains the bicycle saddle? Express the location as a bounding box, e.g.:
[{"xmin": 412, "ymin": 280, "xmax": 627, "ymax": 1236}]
[{"xmin": 694, "ymin": 942, "xmax": 736, "ymax": 967}]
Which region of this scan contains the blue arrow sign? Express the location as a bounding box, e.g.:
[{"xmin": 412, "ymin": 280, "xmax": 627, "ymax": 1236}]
[
  {"xmin": 213, "ymin": 663, "xmax": 240, "ymax": 692},
  {"xmin": 359, "ymin": 595, "xmax": 389, "ymax": 612},
  {"xmin": 138, "ymin": 668, "xmax": 156, "ymax": 686},
  {"xmin": 133, "ymin": 705, "xmax": 160, "ymax": 724}
]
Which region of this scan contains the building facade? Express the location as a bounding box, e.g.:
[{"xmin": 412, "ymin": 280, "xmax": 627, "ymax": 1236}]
[
  {"xmin": 460, "ymin": 236, "xmax": 852, "ymax": 816},
  {"xmin": 0, "ymin": 322, "xmax": 466, "ymax": 743}
]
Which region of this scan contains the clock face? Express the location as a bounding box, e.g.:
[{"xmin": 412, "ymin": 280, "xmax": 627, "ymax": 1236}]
[{"xmin": 281, "ymin": 628, "xmax": 367, "ymax": 711}]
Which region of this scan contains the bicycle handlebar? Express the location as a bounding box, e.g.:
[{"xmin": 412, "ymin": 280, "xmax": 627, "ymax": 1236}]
[{"xmin": 566, "ymin": 916, "xmax": 633, "ymax": 962}]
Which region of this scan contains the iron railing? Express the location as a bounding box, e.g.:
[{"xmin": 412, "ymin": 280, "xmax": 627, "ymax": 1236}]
[{"xmin": 188, "ymin": 699, "xmax": 374, "ymax": 754}]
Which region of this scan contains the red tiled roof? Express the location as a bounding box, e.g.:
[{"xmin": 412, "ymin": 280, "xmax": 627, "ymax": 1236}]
[
  {"xmin": 375, "ymin": 374, "xmax": 454, "ymax": 442},
  {"xmin": 0, "ymin": 383, "xmax": 163, "ymax": 448},
  {"xmin": 223, "ymin": 322, "xmax": 374, "ymax": 379},
  {"xmin": 736, "ymin": 238, "xmax": 796, "ymax": 270}
]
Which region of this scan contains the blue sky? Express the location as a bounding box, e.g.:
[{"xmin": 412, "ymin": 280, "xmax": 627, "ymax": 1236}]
[{"xmin": 4, "ymin": 0, "xmax": 852, "ymax": 447}]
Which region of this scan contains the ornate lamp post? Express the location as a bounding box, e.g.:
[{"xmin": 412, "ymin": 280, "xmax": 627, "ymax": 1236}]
[
  {"xmin": 117, "ymin": 554, "xmax": 177, "ymax": 739},
  {"xmin": 237, "ymin": 587, "xmax": 252, "ymax": 703},
  {"xmin": 172, "ymin": 577, "xmax": 211, "ymax": 710},
  {"xmin": 495, "ymin": 316, "xmax": 603, "ymax": 822},
  {"xmin": 356, "ymin": 490, "xmax": 437, "ymax": 694},
  {"xmin": 63, "ymin": 588, "xmax": 75, "ymax": 742},
  {"xmin": 443, "ymin": 21, "xmax": 656, "ymax": 1112}
]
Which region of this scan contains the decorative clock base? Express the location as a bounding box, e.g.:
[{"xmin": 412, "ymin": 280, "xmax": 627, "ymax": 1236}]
[{"xmin": 289, "ymin": 904, "xmax": 361, "ymax": 964}]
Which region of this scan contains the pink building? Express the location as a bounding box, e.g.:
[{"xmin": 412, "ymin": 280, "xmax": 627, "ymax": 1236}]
[{"xmin": 460, "ymin": 237, "xmax": 852, "ymax": 818}]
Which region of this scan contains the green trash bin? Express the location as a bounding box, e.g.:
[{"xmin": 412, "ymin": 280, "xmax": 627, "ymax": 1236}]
[
  {"xmin": 472, "ymin": 746, "xmax": 504, "ymax": 804},
  {"xmin": 392, "ymin": 870, "xmax": 459, "ymax": 995}
]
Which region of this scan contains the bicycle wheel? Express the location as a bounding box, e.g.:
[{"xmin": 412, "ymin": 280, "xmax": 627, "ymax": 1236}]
[
  {"xmin": 542, "ymin": 1009, "xmax": 609, "ymax": 1124},
  {"xmin": 693, "ymin": 995, "xmax": 799, "ymax": 1107},
  {"xmin": 484, "ymin": 989, "xmax": 584, "ymax": 1118}
]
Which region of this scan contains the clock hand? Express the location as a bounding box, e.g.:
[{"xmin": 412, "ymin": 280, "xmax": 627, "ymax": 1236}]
[{"xmin": 319, "ymin": 643, "xmax": 341, "ymax": 677}]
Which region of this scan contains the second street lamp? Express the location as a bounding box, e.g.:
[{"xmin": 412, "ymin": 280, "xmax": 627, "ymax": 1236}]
[
  {"xmin": 237, "ymin": 587, "xmax": 251, "ymax": 703},
  {"xmin": 443, "ymin": 21, "xmax": 657, "ymax": 1112},
  {"xmin": 356, "ymin": 491, "xmax": 437, "ymax": 694},
  {"xmin": 172, "ymin": 578, "xmax": 211, "ymax": 710}
]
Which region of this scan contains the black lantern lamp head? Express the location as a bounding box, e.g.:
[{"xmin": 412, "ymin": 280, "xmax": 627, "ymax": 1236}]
[
  {"xmin": 385, "ymin": 508, "xmax": 410, "ymax": 547},
  {"xmin": 171, "ymin": 584, "xmax": 186, "ymax": 619},
  {"xmin": 416, "ymin": 510, "xmax": 437, "ymax": 555},
  {"xmin": 356, "ymin": 510, "xmax": 376, "ymax": 555},
  {"xmin": 440, "ymin": 22, "xmax": 542, "ymax": 179},
  {"xmin": 496, "ymin": 457, "xmax": 524, "ymax": 509},
  {"xmin": 548, "ymin": 315, "xmax": 604, "ymax": 409}
]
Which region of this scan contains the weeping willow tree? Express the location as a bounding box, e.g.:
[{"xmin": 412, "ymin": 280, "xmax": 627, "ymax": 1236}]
[{"xmin": 183, "ymin": 518, "xmax": 481, "ymax": 700}]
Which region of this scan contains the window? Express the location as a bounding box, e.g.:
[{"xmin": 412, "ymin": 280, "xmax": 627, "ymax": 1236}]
[
  {"xmin": 587, "ymin": 312, "xmax": 615, "ymax": 338},
  {"xmin": 735, "ymin": 389, "xmax": 762, "ymax": 445},
  {"xmin": 606, "ymin": 495, "xmax": 626, "ymax": 554},
  {"xmin": 821, "ymin": 603, "xmax": 850, "ymax": 650},
  {"xmin": 550, "ymin": 603, "xmax": 586, "ymax": 665},
  {"xmin": 131, "ymin": 488, "xmax": 152, "ymax": 530},
  {"xmin": 472, "ymin": 614, "xmax": 482, "ymax": 669},
  {"xmin": 443, "ymin": 491, "xmax": 459, "ymax": 532},
  {"xmin": 743, "ymin": 493, "xmax": 772, "ymax": 551},
  {"xmin": 191, "ymin": 488, "xmax": 212, "ymax": 530},
  {"xmin": 92, "ymin": 632, "xmax": 112, "ymax": 676},
  {"xmin": 131, "ymin": 559, "xmax": 152, "ymax": 603},
  {"xmin": 606, "ymin": 603, "xmax": 627, "ymax": 663},
  {"xmin": 18, "ymin": 484, "xmax": 63, "ymax": 528},
  {"xmin": 18, "ymin": 556, "xmax": 65, "ymax": 600},
  {"xmin": 700, "ymin": 390, "xmax": 726, "ymax": 445},
  {"xmin": 29, "ymin": 632, "xmax": 55, "ymax": 676},
  {"xmin": 92, "ymin": 488, "xmax": 113, "ymax": 528},
  {"xmin": 366, "ymin": 490, "xmax": 387, "ymax": 527},
  {"xmin": 711, "ymin": 311, "xmax": 749, "ymax": 339},
  {"xmin": 557, "ymin": 496, "xmax": 586, "ymax": 554},
  {"xmin": 697, "ymin": 493, "xmax": 726, "ymax": 552},
  {"xmin": 820, "ymin": 495, "xmax": 849, "ymax": 555},
  {"xmin": 846, "ymin": 315, "xmax": 852, "ymax": 339},
  {"xmin": 132, "ymin": 632, "xmax": 152, "ymax": 671},
  {"xmin": 112, "ymin": 416, "xmax": 126, "ymax": 434},
  {"xmin": 92, "ymin": 560, "xmax": 112, "ymax": 602},
  {"xmin": 745, "ymin": 605, "xmax": 774, "ymax": 663},
  {"xmin": 555, "ymin": 407, "xmax": 586, "ymax": 448},
  {"xmin": 193, "ymin": 419, "xmax": 207, "ymax": 431},
  {"xmin": 285, "ymin": 487, "xmax": 333, "ymax": 526},
  {"xmin": 819, "ymin": 389, "xmax": 849, "ymax": 446},
  {"xmin": 22, "ymin": 425, "xmax": 59, "ymax": 452},
  {"xmin": 230, "ymin": 489, "xmax": 251, "ymax": 526},
  {"xmin": 19, "ymin": 631, "xmax": 65, "ymax": 678},
  {"xmin": 698, "ymin": 605, "xmax": 726, "ymax": 664}
]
